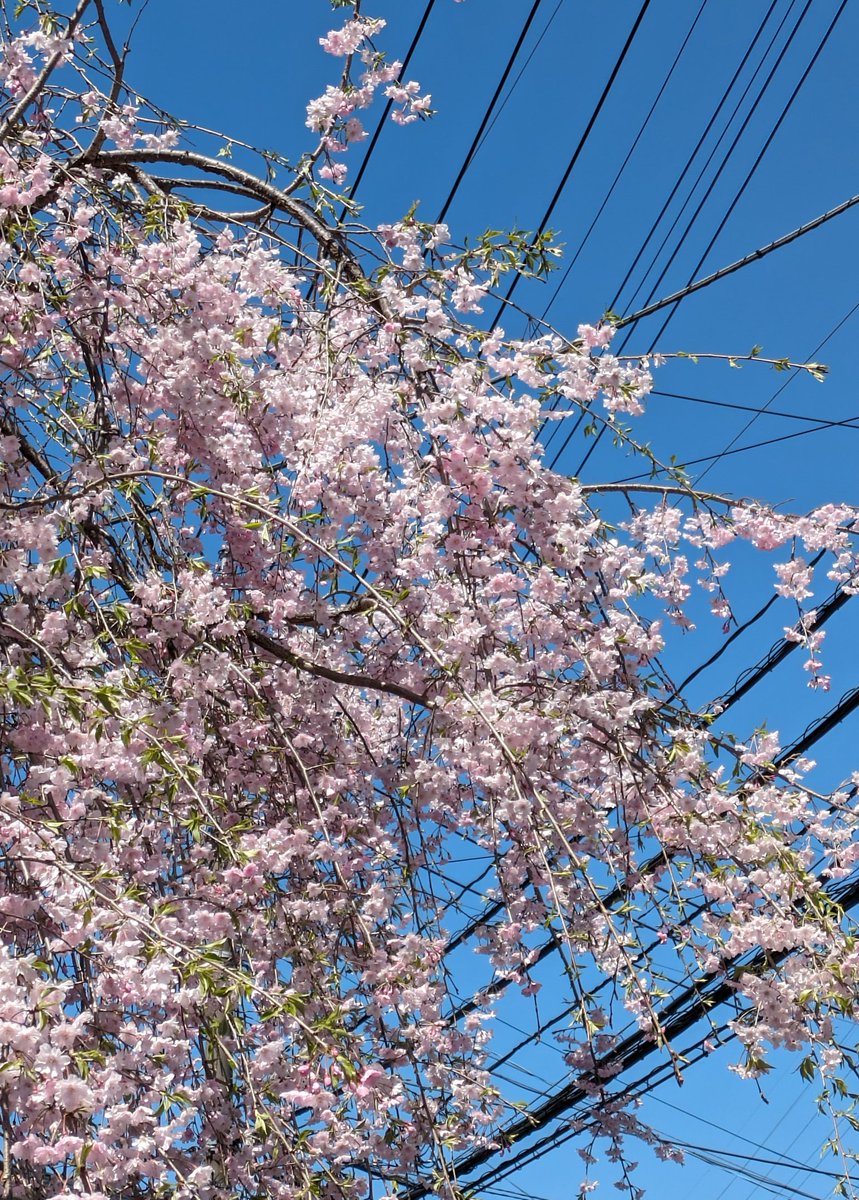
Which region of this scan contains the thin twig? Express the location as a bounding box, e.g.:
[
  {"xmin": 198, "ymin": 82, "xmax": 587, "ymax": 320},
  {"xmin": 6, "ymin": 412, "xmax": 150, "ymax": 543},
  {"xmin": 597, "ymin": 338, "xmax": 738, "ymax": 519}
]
[{"xmin": 0, "ymin": 0, "xmax": 92, "ymax": 145}]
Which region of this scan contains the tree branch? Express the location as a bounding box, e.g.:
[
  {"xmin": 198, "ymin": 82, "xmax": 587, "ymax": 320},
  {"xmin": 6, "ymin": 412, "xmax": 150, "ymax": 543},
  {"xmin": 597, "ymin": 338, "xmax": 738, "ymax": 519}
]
[
  {"xmin": 0, "ymin": 0, "xmax": 92, "ymax": 146},
  {"xmin": 246, "ymin": 625, "xmax": 433, "ymax": 710}
]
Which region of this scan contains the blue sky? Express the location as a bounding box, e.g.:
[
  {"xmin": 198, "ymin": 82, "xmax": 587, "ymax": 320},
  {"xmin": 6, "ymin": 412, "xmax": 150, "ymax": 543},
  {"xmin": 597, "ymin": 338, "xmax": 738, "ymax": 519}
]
[{"xmin": 110, "ymin": 2, "xmax": 859, "ymax": 1196}]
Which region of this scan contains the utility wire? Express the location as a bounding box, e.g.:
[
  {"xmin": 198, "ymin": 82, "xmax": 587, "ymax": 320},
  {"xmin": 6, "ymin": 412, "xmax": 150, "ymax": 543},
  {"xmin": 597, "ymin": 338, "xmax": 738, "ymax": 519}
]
[
  {"xmin": 614, "ymin": 192, "xmax": 859, "ymax": 332},
  {"xmin": 641, "ymin": 0, "xmax": 850, "ymax": 350},
  {"xmin": 572, "ymin": 196, "xmax": 857, "ymax": 480},
  {"xmin": 436, "ymin": 0, "xmax": 544, "ymax": 225},
  {"xmin": 650, "ymin": 1095, "xmax": 831, "ymax": 1180},
  {"xmin": 538, "ymin": 0, "xmax": 789, "ymax": 463},
  {"xmin": 438, "ymin": 656, "xmax": 859, "ymax": 1120},
  {"xmin": 612, "ymin": 0, "xmax": 800, "ymax": 321},
  {"xmin": 676, "ymin": 560, "xmax": 846, "ymax": 702},
  {"xmin": 606, "ymin": 0, "xmax": 782, "ymax": 318},
  {"xmin": 693, "ymin": 295, "xmax": 859, "ymax": 482},
  {"xmin": 540, "ymin": 0, "xmax": 709, "ymax": 321},
  {"xmin": 651, "ymin": 387, "xmax": 859, "ymax": 431},
  {"xmin": 460, "ymin": 0, "xmax": 566, "ymax": 170},
  {"xmin": 410, "ymin": 852, "xmax": 859, "ymax": 1198},
  {"xmin": 345, "ymin": 0, "xmax": 437, "ymax": 206},
  {"xmin": 611, "ymin": 297, "xmax": 859, "ymax": 486},
  {"xmin": 621, "ymin": 408, "xmax": 859, "ymax": 479},
  {"xmin": 489, "ymin": 0, "xmax": 652, "ymax": 329},
  {"xmin": 567, "ymin": 0, "xmax": 847, "ymax": 478}
]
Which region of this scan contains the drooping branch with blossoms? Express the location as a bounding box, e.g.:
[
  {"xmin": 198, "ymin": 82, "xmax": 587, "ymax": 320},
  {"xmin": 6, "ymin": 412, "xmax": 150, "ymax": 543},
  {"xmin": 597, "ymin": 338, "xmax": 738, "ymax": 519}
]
[{"xmin": 0, "ymin": 4, "xmax": 858, "ymax": 1199}]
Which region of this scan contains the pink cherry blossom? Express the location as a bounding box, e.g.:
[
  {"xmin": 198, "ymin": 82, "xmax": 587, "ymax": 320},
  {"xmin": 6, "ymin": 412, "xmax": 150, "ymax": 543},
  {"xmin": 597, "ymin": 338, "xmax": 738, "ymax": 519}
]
[{"xmin": 0, "ymin": 4, "xmax": 856, "ymax": 1199}]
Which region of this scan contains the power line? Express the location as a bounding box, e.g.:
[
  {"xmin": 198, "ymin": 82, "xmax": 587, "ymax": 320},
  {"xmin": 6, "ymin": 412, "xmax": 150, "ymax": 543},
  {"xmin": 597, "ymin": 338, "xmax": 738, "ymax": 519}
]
[
  {"xmin": 694, "ymin": 295, "xmax": 859, "ymax": 483},
  {"xmin": 345, "ymin": 1, "xmax": 438, "ymax": 205},
  {"xmin": 440, "ymin": 588, "xmax": 855, "ymax": 1031},
  {"xmin": 560, "ymin": 1, "xmax": 846, "ymax": 479},
  {"xmin": 649, "ymin": 1095, "xmax": 830, "ymax": 1181},
  {"xmin": 619, "ymin": 405, "xmax": 859, "ymax": 479},
  {"xmin": 675, "ymin": 558, "xmax": 845, "ymax": 702},
  {"xmin": 641, "ymin": 0, "xmax": 850, "ymax": 350},
  {"xmin": 490, "ymin": 0, "xmax": 653, "ymax": 328},
  {"xmin": 606, "ymin": 297, "xmax": 859, "ymax": 489},
  {"xmin": 539, "ymin": 0, "xmax": 709, "ymax": 322},
  {"xmin": 538, "ymin": 0, "xmax": 790, "ymax": 466},
  {"xmin": 606, "ymin": 0, "xmax": 783, "ymax": 318},
  {"xmin": 436, "ymin": 0, "xmax": 544, "ymax": 225},
  {"xmin": 611, "ymin": 0, "xmax": 802, "ymax": 322},
  {"xmin": 412, "ymin": 848, "xmax": 859, "ymax": 1198},
  {"xmin": 402, "ymin": 685, "xmax": 859, "ymax": 1197},
  {"xmin": 458, "ymin": 0, "xmax": 566, "ymax": 171},
  {"xmin": 613, "ymin": 192, "xmax": 859, "ymax": 333},
  {"xmin": 571, "ymin": 0, "xmax": 848, "ymax": 479},
  {"xmin": 651, "ymin": 387, "xmax": 859, "ymax": 431},
  {"xmin": 572, "ymin": 221, "xmax": 857, "ymax": 483}
]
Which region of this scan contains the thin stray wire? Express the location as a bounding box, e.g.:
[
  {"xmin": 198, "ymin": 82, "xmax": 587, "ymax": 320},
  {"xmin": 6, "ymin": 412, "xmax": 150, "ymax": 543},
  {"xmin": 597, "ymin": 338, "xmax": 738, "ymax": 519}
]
[
  {"xmin": 694, "ymin": 295, "xmax": 859, "ymax": 482},
  {"xmin": 651, "ymin": 387, "xmax": 859, "ymax": 431}
]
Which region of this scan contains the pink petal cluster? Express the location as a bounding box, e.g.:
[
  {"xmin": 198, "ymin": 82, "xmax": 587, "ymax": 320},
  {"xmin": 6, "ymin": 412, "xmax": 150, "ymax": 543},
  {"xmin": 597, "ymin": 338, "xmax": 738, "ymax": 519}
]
[{"xmin": 0, "ymin": 6, "xmax": 856, "ymax": 1199}]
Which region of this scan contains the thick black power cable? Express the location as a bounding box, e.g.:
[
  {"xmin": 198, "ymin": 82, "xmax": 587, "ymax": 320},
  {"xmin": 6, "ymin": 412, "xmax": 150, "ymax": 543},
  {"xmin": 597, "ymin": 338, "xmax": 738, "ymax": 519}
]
[
  {"xmin": 476, "ymin": 904, "xmax": 859, "ymax": 1200},
  {"xmin": 440, "ymin": 578, "xmax": 857, "ymax": 1061},
  {"xmin": 436, "ymin": 0, "xmax": 544, "ymax": 225},
  {"xmin": 570, "ymin": 0, "xmax": 844, "ymax": 479},
  {"xmin": 424, "ymin": 777, "xmax": 858, "ymax": 1200},
  {"xmin": 641, "ymin": 0, "xmax": 850, "ymax": 351},
  {"xmin": 431, "ymin": 745, "xmax": 859, "ymax": 1195},
  {"xmin": 489, "ymin": 0, "xmax": 652, "ymax": 329},
  {"xmin": 539, "ymin": 0, "xmax": 708, "ymax": 322},
  {"xmin": 406, "ymin": 860, "xmax": 859, "ymax": 1197},
  {"xmin": 606, "ymin": 0, "xmax": 782, "ymax": 319},
  {"xmin": 675, "ymin": 558, "xmax": 842, "ymax": 701},
  {"xmin": 449, "ymin": 643, "xmax": 859, "ymax": 1089},
  {"xmin": 460, "ymin": 0, "xmax": 566, "ymax": 169},
  {"xmin": 442, "ymin": 480, "xmax": 855, "ymax": 972},
  {"xmin": 613, "ymin": 196, "xmax": 859, "ymax": 332},
  {"xmin": 345, "ymin": 0, "xmax": 437, "ymax": 205}
]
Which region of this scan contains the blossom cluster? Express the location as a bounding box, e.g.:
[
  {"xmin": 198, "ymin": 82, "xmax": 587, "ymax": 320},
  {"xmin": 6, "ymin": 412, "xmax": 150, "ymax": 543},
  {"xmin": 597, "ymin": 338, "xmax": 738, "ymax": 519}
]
[{"xmin": 0, "ymin": 5, "xmax": 857, "ymax": 1199}]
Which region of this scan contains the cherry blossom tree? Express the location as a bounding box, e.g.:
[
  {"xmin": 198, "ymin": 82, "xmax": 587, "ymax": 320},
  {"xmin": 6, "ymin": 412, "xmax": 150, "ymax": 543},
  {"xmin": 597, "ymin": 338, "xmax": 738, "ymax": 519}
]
[{"xmin": 1, "ymin": 3, "xmax": 858, "ymax": 1198}]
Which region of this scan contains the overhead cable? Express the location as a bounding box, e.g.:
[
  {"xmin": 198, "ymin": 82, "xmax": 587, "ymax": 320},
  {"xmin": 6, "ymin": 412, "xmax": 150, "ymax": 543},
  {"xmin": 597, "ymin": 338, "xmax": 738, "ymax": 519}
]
[
  {"xmin": 613, "ymin": 0, "xmax": 804, "ymax": 321},
  {"xmin": 436, "ymin": 0, "xmax": 544, "ymax": 225},
  {"xmin": 614, "ymin": 192, "xmax": 859, "ymax": 332},
  {"xmin": 538, "ymin": 0, "xmax": 790, "ymax": 464},
  {"xmin": 489, "ymin": 0, "xmax": 652, "ymax": 328},
  {"xmin": 540, "ymin": 0, "xmax": 709, "ymax": 321},
  {"xmin": 640, "ymin": 0, "xmax": 850, "ymax": 349},
  {"xmin": 345, "ymin": 1, "xmax": 438, "ymax": 205},
  {"xmin": 693, "ymin": 294, "xmax": 859, "ymax": 482}
]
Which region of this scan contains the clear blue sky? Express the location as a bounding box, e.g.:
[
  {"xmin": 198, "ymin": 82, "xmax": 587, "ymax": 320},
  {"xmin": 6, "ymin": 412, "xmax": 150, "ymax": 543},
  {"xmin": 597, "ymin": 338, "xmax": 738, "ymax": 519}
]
[{"xmin": 111, "ymin": 2, "xmax": 859, "ymax": 1196}]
